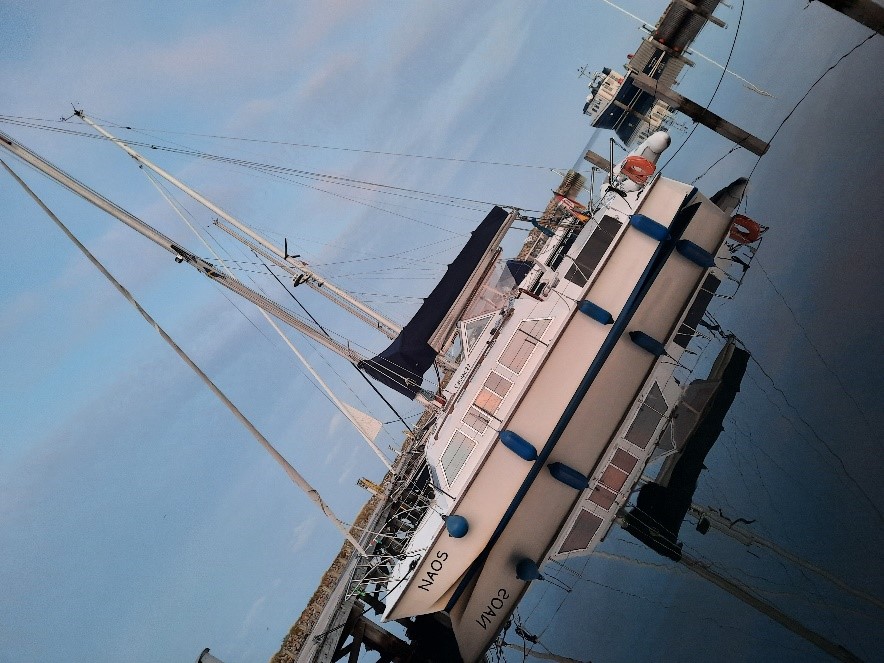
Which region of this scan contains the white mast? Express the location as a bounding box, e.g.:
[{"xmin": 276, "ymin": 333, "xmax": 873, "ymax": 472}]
[
  {"xmin": 0, "ymin": 129, "xmax": 364, "ymax": 366},
  {"xmin": 76, "ymin": 111, "xmax": 403, "ymax": 340},
  {"xmin": 1, "ymin": 157, "xmax": 368, "ymax": 556},
  {"xmin": 143, "ymin": 170, "xmax": 393, "ymax": 470},
  {"xmin": 209, "ymin": 219, "xmax": 397, "ymax": 336}
]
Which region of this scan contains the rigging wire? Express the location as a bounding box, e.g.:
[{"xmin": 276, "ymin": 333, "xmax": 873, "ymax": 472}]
[
  {"xmin": 141, "ymin": 167, "xmax": 396, "ymax": 463},
  {"xmin": 691, "ymin": 29, "xmax": 878, "ymax": 186},
  {"xmin": 259, "ymin": 259, "xmax": 417, "ymax": 433},
  {"xmin": 0, "ymin": 115, "xmax": 542, "ymax": 220},
  {"xmin": 700, "ymin": 320, "xmax": 884, "ymax": 540},
  {"xmin": 6, "ymin": 16, "xmax": 878, "ymax": 659},
  {"xmin": 743, "ymin": 356, "xmax": 884, "ymax": 526},
  {"xmin": 746, "ymin": 30, "xmax": 877, "ymax": 183},
  {"xmin": 138, "ymin": 169, "xmax": 279, "ymax": 346},
  {"xmin": 1, "ymin": 156, "xmax": 367, "ymax": 553},
  {"xmin": 656, "ymin": 0, "xmax": 745, "ymax": 176},
  {"xmin": 585, "ymin": 537, "xmax": 823, "ymax": 657},
  {"xmin": 84, "ymin": 114, "xmax": 560, "ymax": 171}
]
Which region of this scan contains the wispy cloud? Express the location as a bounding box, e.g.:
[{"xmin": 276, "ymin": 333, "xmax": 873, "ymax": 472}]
[{"xmin": 289, "ymin": 516, "xmax": 318, "ymax": 553}]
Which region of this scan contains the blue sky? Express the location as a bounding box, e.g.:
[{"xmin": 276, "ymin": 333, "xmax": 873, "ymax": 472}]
[{"xmin": 1, "ymin": 1, "xmax": 881, "ymax": 662}]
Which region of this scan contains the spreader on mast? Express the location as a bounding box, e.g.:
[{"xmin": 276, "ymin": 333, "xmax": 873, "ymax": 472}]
[
  {"xmin": 0, "ymin": 128, "xmax": 364, "ymax": 366},
  {"xmin": 76, "ymin": 111, "xmax": 403, "ymax": 342}
]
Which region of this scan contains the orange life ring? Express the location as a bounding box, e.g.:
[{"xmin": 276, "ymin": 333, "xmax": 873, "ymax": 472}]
[
  {"xmin": 729, "ymin": 214, "xmax": 764, "ymax": 244},
  {"xmin": 621, "ymin": 155, "xmax": 656, "ymax": 184}
]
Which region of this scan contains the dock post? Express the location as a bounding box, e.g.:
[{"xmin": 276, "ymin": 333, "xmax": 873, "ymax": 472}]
[
  {"xmin": 673, "ymin": 0, "xmax": 727, "ymax": 28},
  {"xmin": 629, "ymin": 72, "xmax": 769, "ymax": 156},
  {"xmin": 583, "ymin": 149, "xmax": 613, "ymax": 172}
]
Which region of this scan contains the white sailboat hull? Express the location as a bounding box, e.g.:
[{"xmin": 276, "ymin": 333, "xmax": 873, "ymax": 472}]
[{"xmin": 381, "ymin": 174, "xmax": 734, "ymax": 661}]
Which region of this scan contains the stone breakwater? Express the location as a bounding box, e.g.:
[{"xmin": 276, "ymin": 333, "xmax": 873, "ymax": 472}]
[{"xmin": 270, "ymin": 494, "xmax": 380, "ymax": 663}]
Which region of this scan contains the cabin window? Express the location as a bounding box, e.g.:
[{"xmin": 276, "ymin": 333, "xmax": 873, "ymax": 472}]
[
  {"xmin": 611, "ymin": 448, "xmax": 638, "ymax": 473},
  {"xmin": 590, "ymin": 485, "xmax": 617, "ymax": 509},
  {"xmin": 624, "ymin": 383, "xmax": 668, "ymax": 449},
  {"xmin": 472, "ymin": 370, "xmax": 513, "ymax": 415},
  {"xmin": 498, "ymin": 319, "xmax": 551, "ymax": 374},
  {"xmin": 474, "ymin": 389, "xmax": 502, "ymax": 414},
  {"xmin": 600, "ymin": 465, "xmax": 628, "ymax": 492},
  {"xmin": 558, "ymin": 509, "xmax": 604, "ymax": 554},
  {"xmin": 440, "ymin": 431, "xmax": 475, "ymax": 485},
  {"xmin": 460, "ymin": 313, "xmax": 494, "ymax": 354},
  {"xmin": 463, "ymin": 407, "xmax": 490, "ymax": 434},
  {"xmin": 564, "ymin": 214, "xmax": 622, "ymax": 286},
  {"xmin": 674, "ymin": 274, "xmax": 721, "ymax": 348},
  {"xmin": 483, "ymin": 371, "xmax": 512, "ymax": 397}
]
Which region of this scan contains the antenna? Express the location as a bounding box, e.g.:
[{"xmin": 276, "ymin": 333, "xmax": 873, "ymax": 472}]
[
  {"xmin": 607, "ymin": 137, "xmax": 628, "ymax": 201},
  {"xmin": 609, "ymin": 137, "xmax": 616, "ymax": 182}
]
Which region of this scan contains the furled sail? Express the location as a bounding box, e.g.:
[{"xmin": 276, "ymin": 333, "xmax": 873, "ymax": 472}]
[{"xmin": 359, "ymin": 206, "xmax": 513, "ymax": 399}]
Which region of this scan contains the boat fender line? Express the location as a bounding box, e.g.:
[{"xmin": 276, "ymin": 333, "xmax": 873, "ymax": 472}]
[
  {"xmin": 621, "ymin": 155, "xmax": 656, "ymax": 185},
  {"xmin": 629, "ymin": 330, "xmax": 667, "ymax": 357},
  {"xmin": 499, "ymin": 430, "xmax": 538, "ymax": 461},
  {"xmin": 445, "ymin": 514, "xmax": 469, "ymax": 538},
  {"xmin": 515, "ymin": 558, "xmax": 543, "ymax": 582},
  {"xmin": 729, "ymin": 214, "xmax": 765, "ymax": 244},
  {"xmin": 630, "ymin": 214, "xmax": 671, "ymax": 241},
  {"xmin": 675, "ymin": 239, "xmax": 716, "ymax": 268},
  {"xmin": 578, "ymin": 300, "xmax": 614, "ymax": 325},
  {"xmin": 547, "ymin": 462, "xmax": 590, "ymax": 490}
]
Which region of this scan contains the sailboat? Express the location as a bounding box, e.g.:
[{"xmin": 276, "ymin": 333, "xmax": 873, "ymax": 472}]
[
  {"xmin": 0, "ymin": 113, "xmax": 761, "ymax": 661},
  {"xmin": 364, "ymin": 133, "xmax": 755, "ymax": 662}
]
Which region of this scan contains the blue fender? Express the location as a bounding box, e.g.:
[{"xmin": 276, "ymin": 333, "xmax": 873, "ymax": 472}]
[
  {"xmin": 578, "ymin": 300, "xmax": 614, "ymax": 325},
  {"xmin": 499, "ymin": 430, "xmax": 538, "ymax": 461},
  {"xmin": 676, "ymin": 239, "xmax": 716, "ymax": 268},
  {"xmin": 547, "ymin": 462, "xmax": 590, "ymax": 489},
  {"xmin": 630, "ymin": 214, "xmax": 670, "ymax": 241},
  {"xmin": 629, "ymin": 330, "xmax": 666, "ymax": 357}
]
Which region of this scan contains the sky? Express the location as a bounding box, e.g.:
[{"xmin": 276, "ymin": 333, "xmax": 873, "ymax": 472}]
[{"xmin": 0, "ymin": 1, "xmax": 881, "ymax": 662}]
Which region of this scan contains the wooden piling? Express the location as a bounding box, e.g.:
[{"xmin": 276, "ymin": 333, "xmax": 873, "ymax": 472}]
[{"xmin": 630, "ymin": 71, "xmax": 770, "ymax": 156}]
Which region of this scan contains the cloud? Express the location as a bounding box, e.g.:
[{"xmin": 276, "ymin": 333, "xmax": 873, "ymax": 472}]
[
  {"xmin": 337, "ymin": 451, "xmax": 360, "ymax": 486},
  {"xmin": 289, "ymin": 516, "xmax": 318, "ymax": 553},
  {"xmin": 0, "ymin": 1, "xmax": 372, "ymax": 121},
  {"xmin": 239, "ymin": 593, "xmax": 268, "ymax": 638},
  {"xmin": 327, "ymin": 410, "xmax": 345, "ymax": 438}
]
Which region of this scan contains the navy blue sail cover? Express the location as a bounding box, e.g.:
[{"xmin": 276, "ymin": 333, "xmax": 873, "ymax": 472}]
[{"xmin": 359, "ymin": 206, "xmax": 510, "ymax": 399}]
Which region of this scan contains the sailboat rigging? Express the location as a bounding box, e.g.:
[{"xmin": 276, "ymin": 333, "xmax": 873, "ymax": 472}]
[{"xmin": 0, "ymin": 156, "xmax": 369, "ymax": 555}]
